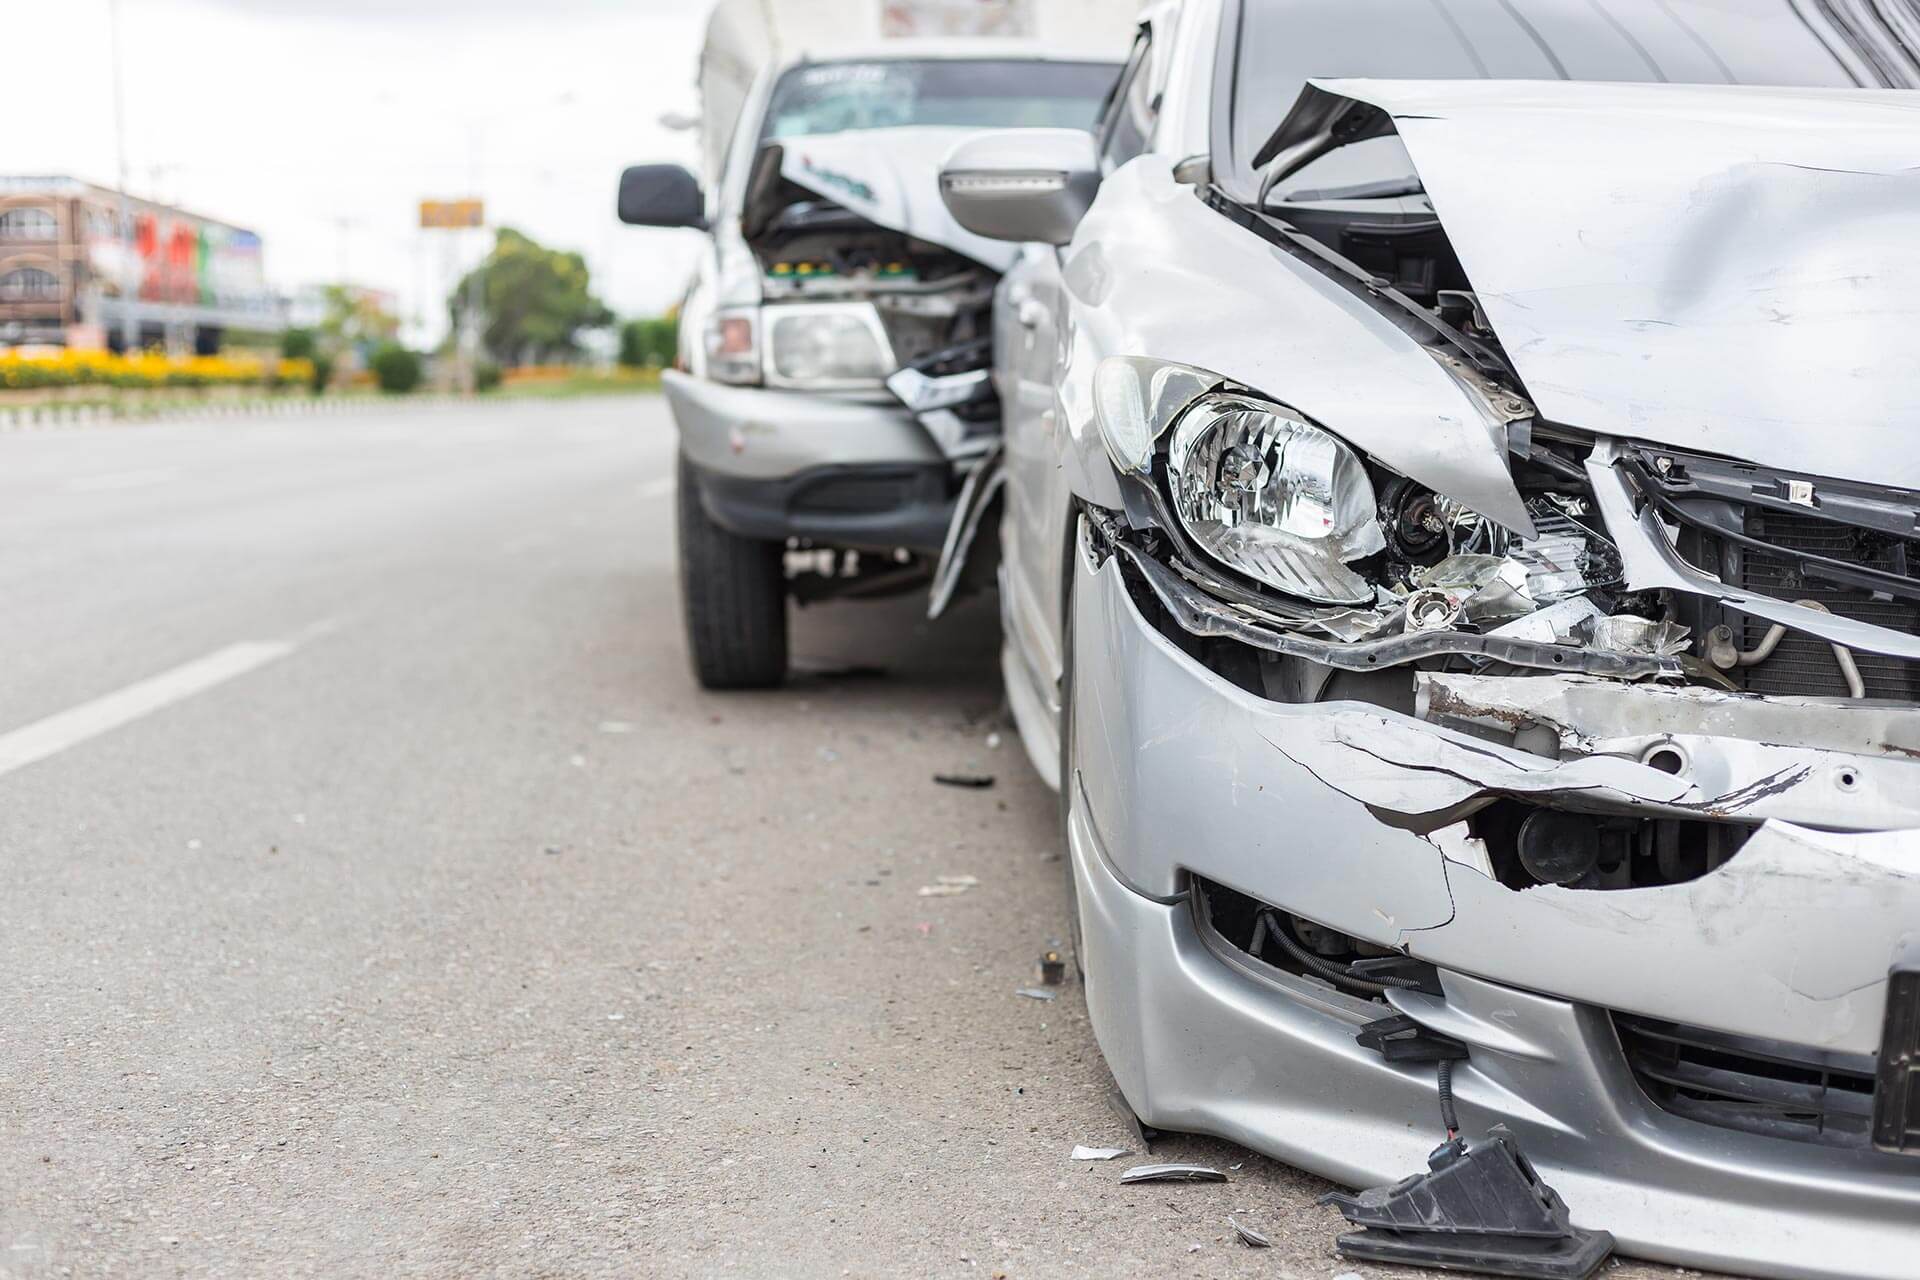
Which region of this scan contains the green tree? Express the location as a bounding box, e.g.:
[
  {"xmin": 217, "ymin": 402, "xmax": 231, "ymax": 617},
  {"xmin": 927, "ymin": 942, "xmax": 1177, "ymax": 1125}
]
[
  {"xmin": 618, "ymin": 316, "xmax": 678, "ymax": 369},
  {"xmin": 280, "ymin": 327, "xmax": 317, "ymax": 360},
  {"xmin": 370, "ymin": 342, "xmax": 423, "ymax": 393},
  {"xmin": 452, "ymin": 228, "xmax": 613, "ymax": 366}
]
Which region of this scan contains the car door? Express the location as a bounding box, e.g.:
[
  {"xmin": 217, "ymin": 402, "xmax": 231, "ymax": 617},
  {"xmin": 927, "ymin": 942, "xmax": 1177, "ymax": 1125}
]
[{"xmin": 998, "ymin": 27, "xmax": 1161, "ymax": 764}]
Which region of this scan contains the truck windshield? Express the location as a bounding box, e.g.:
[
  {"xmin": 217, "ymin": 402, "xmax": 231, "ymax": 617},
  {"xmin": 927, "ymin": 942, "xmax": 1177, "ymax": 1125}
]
[
  {"xmin": 1221, "ymin": 0, "xmax": 1909, "ymax": 204},
  {"xmin": 763, "ymin": 59, "xmax": 1117, "ymax": 139}
]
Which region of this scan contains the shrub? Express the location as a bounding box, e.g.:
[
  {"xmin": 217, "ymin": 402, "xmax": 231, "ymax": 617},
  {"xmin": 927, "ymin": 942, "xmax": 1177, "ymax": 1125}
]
[
  {"xmin": 370, "ymin": 343, "xmax": 423, "ymax": 394},
  {"xmin": 618, "ymin": 316, "xmax": 678, "ymax": 369},
  {"xmin": 281, "ymin": 328, "xmax": 317, "ymax": 360},
  {"xmin": 311, "ymin": 353, "xmax": 335, "ymax": 393},
  {"xmin": 474, "ymin": 360, "xmax": 503, "ymax": 392}
]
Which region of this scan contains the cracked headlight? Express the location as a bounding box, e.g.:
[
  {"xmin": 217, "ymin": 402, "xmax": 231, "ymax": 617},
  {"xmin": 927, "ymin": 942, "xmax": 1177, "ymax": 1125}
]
[
  {"xmin": 763, "ymin": 302, "xmax": 894, "ymax": 390},
  {"xmin": 1166, "ymin": 394, "xmax": 1384, "ymax": 605}
]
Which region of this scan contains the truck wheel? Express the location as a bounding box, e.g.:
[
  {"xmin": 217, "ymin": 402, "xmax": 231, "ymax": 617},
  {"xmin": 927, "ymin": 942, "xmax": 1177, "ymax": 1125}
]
[{"xmin": 676, "ymin": 453, "xmax": 788, "ymax": 689}]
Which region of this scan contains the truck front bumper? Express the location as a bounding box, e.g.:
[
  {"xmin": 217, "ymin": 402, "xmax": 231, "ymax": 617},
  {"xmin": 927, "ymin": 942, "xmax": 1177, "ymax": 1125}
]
[{"xmin": 663, "ymin": 370, "xmax": 955, "ymax": 553}]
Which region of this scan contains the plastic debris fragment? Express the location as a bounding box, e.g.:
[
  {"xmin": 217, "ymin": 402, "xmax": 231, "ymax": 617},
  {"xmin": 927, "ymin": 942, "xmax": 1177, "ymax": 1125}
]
[
  {"xmin": 1119, "ymin": 1163, "xmax": 1227, "ymax": 1184},
  {"xmin": 1321, "ymin": 1126, "xmax": 1613, "ymax": 1279}
]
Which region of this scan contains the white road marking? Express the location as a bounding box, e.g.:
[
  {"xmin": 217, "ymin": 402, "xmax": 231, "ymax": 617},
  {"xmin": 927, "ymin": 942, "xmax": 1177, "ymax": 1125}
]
[
  {"xmin": 638, "ymin": 476, "xmax": 675, "ymax": 499},
  {"xmin": 0, "ymin": 640, "xmax": 300, "ymax": 779},
  {"xmin": 63, "ymin": 467, "xmax": 179, "ymax": 493}
]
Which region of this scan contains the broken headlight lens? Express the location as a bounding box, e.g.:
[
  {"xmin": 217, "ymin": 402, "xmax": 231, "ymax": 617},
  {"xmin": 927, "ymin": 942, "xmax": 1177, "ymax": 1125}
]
[
  {"xmin": 1165, "ymin": 395, "xmax": 1384, "ymax": 605},
  {"xmin": 763, "ymin": 302, "xmax": 894, "ymax": 389}
]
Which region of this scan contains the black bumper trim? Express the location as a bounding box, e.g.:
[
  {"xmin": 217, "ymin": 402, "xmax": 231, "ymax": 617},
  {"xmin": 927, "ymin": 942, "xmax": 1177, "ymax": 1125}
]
[{"xmin": 688, "ymin": 460, "xmax": 956, "ymax": 555}]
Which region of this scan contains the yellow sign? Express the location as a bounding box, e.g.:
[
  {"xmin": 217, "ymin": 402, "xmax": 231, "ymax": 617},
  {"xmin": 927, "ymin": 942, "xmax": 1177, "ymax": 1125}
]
[{"xmin": 419, "ymin": 199, "xmax": 484, "ymax": 229}]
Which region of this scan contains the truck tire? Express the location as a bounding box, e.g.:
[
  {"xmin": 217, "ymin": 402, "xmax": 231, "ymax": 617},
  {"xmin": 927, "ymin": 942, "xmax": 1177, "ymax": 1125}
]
[{"xmin": 676, "ymin": 453, "xmax": 788, "ymax": 689}]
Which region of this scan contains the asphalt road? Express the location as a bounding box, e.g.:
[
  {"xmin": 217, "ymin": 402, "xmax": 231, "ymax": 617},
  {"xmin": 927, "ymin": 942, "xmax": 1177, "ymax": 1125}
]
[{"xmin": 0, "ymin": 398, "xmax": 1681, "ymax": 1278}]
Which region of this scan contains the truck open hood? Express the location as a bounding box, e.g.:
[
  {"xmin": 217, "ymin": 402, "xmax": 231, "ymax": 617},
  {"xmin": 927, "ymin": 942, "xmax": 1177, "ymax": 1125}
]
[
  {"xmin": 1288, "ymin": 80, "xmax": 1920, "ymax": 490},
  {"xmin": 776, "ymin": 126, "xmax": 1020, "ymax": 273}
]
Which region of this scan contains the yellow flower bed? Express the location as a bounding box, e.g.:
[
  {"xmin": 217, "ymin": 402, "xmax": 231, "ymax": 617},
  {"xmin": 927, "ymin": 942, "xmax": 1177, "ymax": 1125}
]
[{"xmin": 0, "ymin": 349, "xmax": 314, "ymax": 391}]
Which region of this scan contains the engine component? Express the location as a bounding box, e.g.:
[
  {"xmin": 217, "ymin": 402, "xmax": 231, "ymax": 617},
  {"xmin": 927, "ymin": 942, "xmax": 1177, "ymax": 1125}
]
[{"xmin": 1515, "ymin": 809, "xmax": 1600, "ymax": 886}]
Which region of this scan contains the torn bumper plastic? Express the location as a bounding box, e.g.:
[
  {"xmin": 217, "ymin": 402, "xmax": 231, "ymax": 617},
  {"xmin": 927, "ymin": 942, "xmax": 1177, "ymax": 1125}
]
[{"xmin": 1068, "ymin": 528, "xmax": 1920, "ymax": 1279}]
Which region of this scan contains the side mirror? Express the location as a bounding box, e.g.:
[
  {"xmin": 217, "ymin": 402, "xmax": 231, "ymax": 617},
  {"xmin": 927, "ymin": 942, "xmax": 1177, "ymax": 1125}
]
[
  {"xmin": 939, "ymin": 129, "xmax": 1099, "ymax": 246},
  {"xmin": 617, "ymin": 164, "xmax": 706, "ymax": 229}
]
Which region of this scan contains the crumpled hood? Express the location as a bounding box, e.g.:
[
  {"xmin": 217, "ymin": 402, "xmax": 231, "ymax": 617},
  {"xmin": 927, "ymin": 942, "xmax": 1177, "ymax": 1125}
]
[
  {"xmin": 775, "ymin": 126, "xmax": 1020, "ymax": 273},
  {"xmin": 1302, "ymin": 79, "xmax": 1920, "ymax": 490}
]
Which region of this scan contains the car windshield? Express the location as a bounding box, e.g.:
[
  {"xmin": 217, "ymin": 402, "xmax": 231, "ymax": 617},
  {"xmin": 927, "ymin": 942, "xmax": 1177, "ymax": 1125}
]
[
  {"xmin": 763, "ymin": 58, "xmax": 1117, "ymax": 139},
  {"xmin": 1222, "ymin": 0, "xmax": 1910, "ymax": 204}
]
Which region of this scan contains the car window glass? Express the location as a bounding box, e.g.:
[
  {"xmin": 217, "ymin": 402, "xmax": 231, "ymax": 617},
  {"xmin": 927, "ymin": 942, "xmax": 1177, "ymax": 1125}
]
[
  {"xmin": 1222, "ymin": 0, "xmax": 1901, "ymax": 198},
  {"xmin": 1099, "ymin": 32, "xmax": 1156, "ymax": 168},
  {"xmin": 762, "ymin": 59, "xmax": 1116, "ymax": 139}
]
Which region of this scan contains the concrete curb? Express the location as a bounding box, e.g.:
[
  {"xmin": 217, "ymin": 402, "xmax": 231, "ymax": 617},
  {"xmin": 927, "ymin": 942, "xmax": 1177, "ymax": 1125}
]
[{"xmin": 0, "ymin": 393, "xmax": 473, "ymax": 433}]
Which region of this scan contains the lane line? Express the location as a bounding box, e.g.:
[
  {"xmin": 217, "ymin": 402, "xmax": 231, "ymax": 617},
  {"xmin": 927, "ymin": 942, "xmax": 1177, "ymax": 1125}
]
[
  {"xmin": 63, "ymin": 467, "xmax": 180, "ymax": 493},
  {"xmin": 0, "ymin": 640, "xmax": 299, "ymax": 779}
]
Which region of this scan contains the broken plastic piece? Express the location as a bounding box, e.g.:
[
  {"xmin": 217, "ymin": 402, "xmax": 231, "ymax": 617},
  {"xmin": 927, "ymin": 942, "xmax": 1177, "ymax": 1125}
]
[
  {"xmin": 1355, "ymin": 1012, "xmax": 1468, "ymax": 1064},
  {"xmin": 1014, "ymin": 987, "xmax": 1057, "ymax": 1001},
  {"xmin": 933, "ymin": 773, "xmax": 995, "ymax": 789},
  {"xmin": 1070, "ymin": 1145, "xmax": 1128, "ymax": 1161},
  {"xmin": 1321, "ymin": 1126, "xmax": 1613, "ymax": 1280},
  {"xmin": 917, "ymin": 875, "xmax": 979, "ymax": 897},
  {"xmin": 1229, "ymin": 1217, "xmax": 1271, "ymax": 1248},
  {"xmin": 1119, "ymin": 1163, "xmax": 1227, "ymax": 1184}
]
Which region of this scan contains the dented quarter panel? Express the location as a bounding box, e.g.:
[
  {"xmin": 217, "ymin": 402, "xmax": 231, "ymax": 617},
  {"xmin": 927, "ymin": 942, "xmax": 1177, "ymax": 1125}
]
[
  {"xmin": 1313, "ymin": 78, "xmax": 1920, "ymax": 489},
  {"xmin": 777, "ymin": 127, "xmax": 1021, "ymax": 273},
  {"xmin": 1075, "ymin": 526, "xmax": 1920, "ymax": 1057}
]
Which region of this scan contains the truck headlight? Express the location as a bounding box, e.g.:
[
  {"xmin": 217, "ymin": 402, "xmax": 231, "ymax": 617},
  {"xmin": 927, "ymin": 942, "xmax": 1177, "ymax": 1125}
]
[
  {"xmin": 1165, "ymin": 394, "xmax": 1384, "ymax": 605},
  {"xmin": 763, "ymin": 302, "xmax": 894, "ymax": 389},
  {"xmin": 703, "ymin": 307, "xmax": 760, "ymax": 385}
]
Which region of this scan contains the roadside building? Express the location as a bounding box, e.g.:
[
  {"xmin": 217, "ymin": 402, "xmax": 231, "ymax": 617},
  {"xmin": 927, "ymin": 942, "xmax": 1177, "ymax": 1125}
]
[{"xmin": 0, "ymin": 175, "xmax": 283, "ymax": 353}]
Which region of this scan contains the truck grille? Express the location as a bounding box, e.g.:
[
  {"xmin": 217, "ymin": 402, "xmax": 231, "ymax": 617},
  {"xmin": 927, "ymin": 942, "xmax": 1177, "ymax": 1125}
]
[
  {"xmin": 1738, "ymin": 509, "xmax": 1920, "ymax": 700},
  {"xmin": 1616, "ymin": 1014, "xmax": 1878, "ymax": 1149}
]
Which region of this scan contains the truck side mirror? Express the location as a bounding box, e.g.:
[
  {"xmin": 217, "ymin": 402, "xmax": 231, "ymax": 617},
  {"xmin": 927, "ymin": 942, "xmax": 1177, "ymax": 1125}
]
[
  {"xmin": 938, "ymin": 129, "xmax": 1099, "ymax": 247},
  {"xmin": 617, "ymin": 164, "xmax": 707, "ymax": 230}
]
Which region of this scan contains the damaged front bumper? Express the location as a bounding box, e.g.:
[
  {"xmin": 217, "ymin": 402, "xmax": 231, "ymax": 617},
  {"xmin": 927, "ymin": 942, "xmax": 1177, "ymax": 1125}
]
[
  {"xmin": 1068, "ymin": 522, "xmax": 1920, "ymax": 1279},
  {"xmin": 663, "ymin": 369, "xmax": 958, "ymax": 554}
]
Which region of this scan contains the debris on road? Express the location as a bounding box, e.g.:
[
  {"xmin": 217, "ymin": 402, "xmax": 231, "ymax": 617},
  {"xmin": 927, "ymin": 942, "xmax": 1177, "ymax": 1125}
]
[
  {"xmin": 1014, "ymin": 987, "xmax": 1057, "ymax": 1001},
  {"xmin": 1069, "ymin": 1146, "xmax": 1128, "ymax": 1161},
  {"xmin": 596, "ymin": 720, "xmax": 636, "ymax": 734},
  {"xmin": 1038, "ymin": 950, "xmax": 1066, "ymax": 985},
  {"xmin": 1229, "ymin": 1217, "xmax": 1271, "ymax": 1248},
  {"xmin": 1321, "ymin": 1126, "xmax": 1613, "ymax": 1279},
  {"xmin": 933, "ymin": 773, "xmax": 995, "ymax": 789},
  {"xmin": 917, "ymin": 875, "xmax": 978, "ymax": 897},
  {"xmin": 1119, "ymin": 1163, "xmax": 1227, "ymax": 1185}
]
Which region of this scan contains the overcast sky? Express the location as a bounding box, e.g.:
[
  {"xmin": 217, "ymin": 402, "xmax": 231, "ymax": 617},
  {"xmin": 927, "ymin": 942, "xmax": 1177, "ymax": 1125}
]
[{"xmin": 12, "ymin": 0, "xmax": 712, "ymax": 342}]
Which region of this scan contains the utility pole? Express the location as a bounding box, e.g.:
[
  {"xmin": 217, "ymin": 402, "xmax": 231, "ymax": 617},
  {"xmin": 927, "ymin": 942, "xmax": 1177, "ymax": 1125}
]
[{"xmin": 108, "ymin": 0, "xmax": 137, "ymax": 354}]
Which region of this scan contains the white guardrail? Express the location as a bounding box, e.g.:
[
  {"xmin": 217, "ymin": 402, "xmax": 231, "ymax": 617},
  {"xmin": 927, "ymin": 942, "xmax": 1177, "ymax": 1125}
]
[{"xmin": 0, "ymin": 394, "xmax": 472, "ymax": 432}]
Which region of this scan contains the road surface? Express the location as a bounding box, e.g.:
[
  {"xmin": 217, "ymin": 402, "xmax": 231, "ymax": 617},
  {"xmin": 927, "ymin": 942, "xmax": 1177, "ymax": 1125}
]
[{"xmin": 0, "ymin": 399, "xmax": 1677, "ymax": 1277}]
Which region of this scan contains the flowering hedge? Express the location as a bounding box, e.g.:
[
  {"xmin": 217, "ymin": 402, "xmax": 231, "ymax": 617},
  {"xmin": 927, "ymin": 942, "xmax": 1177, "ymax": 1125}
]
[{"xmin": 0, "ymin": 350, "xmax": 316, "ymax": 391}]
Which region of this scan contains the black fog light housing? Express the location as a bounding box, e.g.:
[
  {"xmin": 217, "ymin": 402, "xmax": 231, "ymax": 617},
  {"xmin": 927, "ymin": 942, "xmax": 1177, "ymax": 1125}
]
[{"xmin": 1871, "ymin": 938, "xmax": 1920, "ymax": 1156}]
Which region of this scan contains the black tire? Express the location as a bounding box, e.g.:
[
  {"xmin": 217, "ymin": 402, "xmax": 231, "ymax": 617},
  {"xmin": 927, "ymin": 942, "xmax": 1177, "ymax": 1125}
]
[{"xmin": 676, "ymin": 452, "xmax": 788, "ymax": 689}]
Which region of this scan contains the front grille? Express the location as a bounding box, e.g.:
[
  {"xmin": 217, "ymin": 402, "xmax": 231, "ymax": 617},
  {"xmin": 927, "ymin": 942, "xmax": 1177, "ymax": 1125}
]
[
  {"xmin": 1739, "ymin": 509, "xmax": 1920, "ymax": 699},
  {"xmin": 1616, "ymin": 1015, "xmax": 1878, "ymax": 1149}
]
